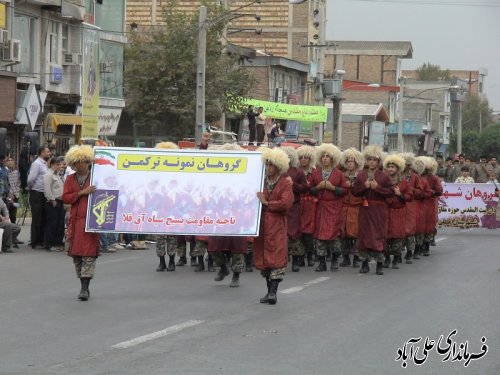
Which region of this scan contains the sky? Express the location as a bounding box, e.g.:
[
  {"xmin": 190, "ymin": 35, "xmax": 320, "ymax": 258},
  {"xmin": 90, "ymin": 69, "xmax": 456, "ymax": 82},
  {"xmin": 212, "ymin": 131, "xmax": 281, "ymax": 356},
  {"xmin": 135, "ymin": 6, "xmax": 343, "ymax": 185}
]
[{"xmin": 326, "ymin": 0, "xmax": 500, "ymax": 111}]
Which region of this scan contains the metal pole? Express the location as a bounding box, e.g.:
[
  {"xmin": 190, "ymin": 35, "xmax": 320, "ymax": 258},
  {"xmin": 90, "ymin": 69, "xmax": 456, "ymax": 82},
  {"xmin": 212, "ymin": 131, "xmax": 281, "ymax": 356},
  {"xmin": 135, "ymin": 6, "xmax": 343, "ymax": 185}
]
[
  {"xmin": 397, "ymin": 76, "xmax": 404, "ymax": 152},
  {"xmin": 195, "ymin": 6, "xmax": 207, "ymax": 146},
  {"xmin": 457, "ymin": 102, "xmax": 462, "ymax": 154}
]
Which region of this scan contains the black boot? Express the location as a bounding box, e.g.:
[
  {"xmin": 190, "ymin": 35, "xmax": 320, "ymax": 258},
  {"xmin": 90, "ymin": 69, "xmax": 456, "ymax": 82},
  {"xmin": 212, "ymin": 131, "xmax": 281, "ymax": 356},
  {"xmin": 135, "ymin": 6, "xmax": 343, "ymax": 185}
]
[
  {"xmin": 330, "ymin": 255, "xmax": 339, "ymax": 271},
  {"xmin": 267, "ymin": 279, "xmax": 280, "ymax": 305},
  {"xmin": 376, "ymin": 262, "xmax": 384, "ymax": 275},
  {"xmin": 194, "ymin": 256, "xmax": 205, "ymax": 272},
  {"xmin": 229, "ymin": 272, "xmax": 240, "ymax": 288},
  {"xmin": 190, "ymin": 256, "xmax": 197, "ymax": 266},
  {"xmin": 315, "ymin": 256, "xmax": 327, "ymax": 272},
  {"xmin": 340, "ymin": 254, "xmax": 351, "ymax": 267},
  {"xmin": 423, "ymin": 242, "xmax": 430, "ymax": 256},
  {"xmin": 392, "ymin": 260, "xmax": 399, "ymax": 269},
  {"xmin": 260, "ymin": 278, "xmax": 271, "ymax": 303},
  {"xmin": 307, "ymin": 252, "xmax": 315, "ymax": 267},
  {"xmin": 383, "ymin": 255, "xmax": 391, "ymax": 268},
  {"xmin": 176, "ymin": 256, "xmax": 187, "ymax": 266},
  {"xmin": 413, "ymin": 246, "xmax": 420, "ymax": 259},
  {"xmin": 214, "ymin": 264, "xmax": 230, "ymax": 281},
  {"xmin": 405, "ymin": 251, "xmax": 413, "ymax": 264},
  {"xmin": 359, "ymin": 260, "xmax": 369, "ymax": 274},
  {"xmin": 298, "ymin": 255, "xmax": 306, "ymax": 267},
  {"xmin": 245, "ymin": 253, "xmax": 253, "ymax": 272},
  {"xmin": 395, "ymin": 255, "xmax": 403, "ymax": 263},
  {"xmin": 291, "ymin": 256, "xmax": 300, "ymax": 272},
  {"xmin": 166, "ymin": 255, "xmax": 176, "ymax": 271},
  {"xmin": 156, "ymin": 256, "xmax": 166, "ymax": 272},
  {"xmin": 352, "ymin": 255, "xmax": 360, "ymax": 268},
  {"xmin": 78, "ymin": 278, "xmax": 90, "ymax": 301},
  {"xmin": 207, "ymin": 254, "xmax": 215, "ymax": 272},
  {"xmin": 326, "ymin": 250, "xmax": 332, "ymax": 261}
]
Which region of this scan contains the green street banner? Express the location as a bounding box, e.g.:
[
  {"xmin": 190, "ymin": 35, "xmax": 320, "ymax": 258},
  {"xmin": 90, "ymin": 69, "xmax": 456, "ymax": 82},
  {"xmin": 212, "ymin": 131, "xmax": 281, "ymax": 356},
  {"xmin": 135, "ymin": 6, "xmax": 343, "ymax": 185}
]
[
  {"xmin": 86, "ymin": 147, "xmax": 265, "ymax": 236},
  {"xmin": 243, "ymin": 98, "xmax": 327, "ymax": 122}
]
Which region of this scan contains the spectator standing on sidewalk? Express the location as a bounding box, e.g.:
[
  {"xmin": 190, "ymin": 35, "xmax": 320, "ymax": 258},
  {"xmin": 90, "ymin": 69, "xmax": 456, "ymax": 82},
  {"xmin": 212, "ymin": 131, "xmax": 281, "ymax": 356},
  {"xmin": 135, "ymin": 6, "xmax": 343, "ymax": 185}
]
[
  {"xmin": 6, "ymin": 157, "xmax": 22, "ymax": 225},
  {"xmin": 43, "ymin": 157, "xmax": 66, "ymax": 252},
  {"xmin": 27, "ymin": 147, "xmax": 51, "ymax": 248},
  {"xmin": 0, "ymin": 198, "xmax": 21, "ymax": 253}
]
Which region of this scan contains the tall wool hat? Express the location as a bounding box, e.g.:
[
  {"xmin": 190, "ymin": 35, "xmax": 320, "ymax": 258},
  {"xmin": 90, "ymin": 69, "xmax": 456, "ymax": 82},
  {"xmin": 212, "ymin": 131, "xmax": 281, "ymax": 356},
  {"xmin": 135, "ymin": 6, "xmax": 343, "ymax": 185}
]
[
  {"xmin": 413, "ymin": 156, "xmax": 427, "ymax": 175},
  {"xmin": 383, "ymin": 154, "xmax": 406, "ymax": 171},
  {"xmin": 399, "ymin": 152, "xmax": 415, "ymax": 167},
  {"xmin": 155, "ymin": 141, "xmax": 179, "ymax": 150},
  {"xmin": 297, "ymin": 145, "xmax": 316, "ymax": 165},
  {"xmin": 281, "ymin": 146, "xmax": 299, "ymax": 168},
  {"xmin": 341, "ymin": 148, "xmax": 364, "ymax": 171},
  {"xmin": 362, "ymin": 145, "xmax": 384, "ymax": 161},
  {"xmin": 424, "ymin": 156, "xmax": 438, "ymax": 174},
  {"xmin": 315, "ymin": 143, "xmax": 342, "ymax": 167},
  {"xmin": 65, "ymin": 145, "xmax": 94, "ymax": 167},
  {"xmin": 219, "ymin": 143, "xmax": 243, "ymax": 151},
  {"xmin": 261, "ymin": 147, "xmax": 290, "ymax": 175}
]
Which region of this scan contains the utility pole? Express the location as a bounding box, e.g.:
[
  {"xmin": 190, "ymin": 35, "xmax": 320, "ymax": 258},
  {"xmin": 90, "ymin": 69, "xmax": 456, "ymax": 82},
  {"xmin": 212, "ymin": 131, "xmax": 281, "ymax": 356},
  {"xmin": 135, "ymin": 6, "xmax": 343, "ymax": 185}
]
[
  {"xmin": 397, "ymin": 75, "xmax": 405, "ymax": 152},
  {"xmin": 195, "ymin": 6, "xmax": 207, "ymax": 146},
  {"xmin": 457, "ymin": 101, "xmax": 462, "ymax": 154}
]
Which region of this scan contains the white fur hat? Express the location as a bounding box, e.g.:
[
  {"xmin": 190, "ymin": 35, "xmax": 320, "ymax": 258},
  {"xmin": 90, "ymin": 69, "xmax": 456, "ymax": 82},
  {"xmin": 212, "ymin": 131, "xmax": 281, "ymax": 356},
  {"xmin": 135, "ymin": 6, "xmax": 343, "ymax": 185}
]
[
  {"xmin": 424, "ymin": 156, "xmax": 438, "ymax": 174},
  {"xmin": 260, "ymin": 147, "xmax": 290, "ymax": 175},
  {"xmin": 413, "ymin": 156, "xmax": 427, "ymax": 175},
  {"xmin": 281, "ymin": 146, "xmax": 299, "ymax": 168},
  {"xmin": 399, "ymin": 152, "xmax": 415, "ymax": 167},
  {"xmin": 297, "ymin": 145, "xmax": 316, "ymax": 165},
  {"xmin": 383, "ymin": 154, "xmax": 405, "ymax": 171},
  {"xmin": 315, "ymin": 143, "xmax": 342, "ymax": 167},
  {"xmin": 155, "ymin": 141, "xmax": 179, "ymax": 150},
  {"xmin": 219, "ymin": 143, "xmax": 243, "ymax": 151},
  {"xmin": 341, "ymin": 148, "xmax": 364, "ymax": 171},
  {"xmin": 362, "ymin": 145, "xmax": 384, "ymax": 161}
]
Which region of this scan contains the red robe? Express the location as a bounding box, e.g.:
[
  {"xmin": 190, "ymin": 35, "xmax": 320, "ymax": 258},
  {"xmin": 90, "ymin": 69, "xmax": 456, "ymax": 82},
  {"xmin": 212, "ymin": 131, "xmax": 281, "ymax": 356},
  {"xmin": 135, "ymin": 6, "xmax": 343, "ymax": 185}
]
[
  {"xmin": 414, "ymin": 176, "xmax": 432, "ymax": 235},
  {"xmin": 352, "ymin": 169, "xmax": 394, "ymax": 252},
  {"xmin": 254, "ymin": 175, "xmax": 294, "ymax": 270},
  {"xmin": 424, "ymin": 174, "xmax": 443, "ymax": 233},
  {"xmin": 63, "ymin": 173, "xmax": 100, "ymax": 257},
  {"xmin": 386, "ymin": 179, "xmax": 412, "ymax": 239},
  {"xmin": 286, "ymin": 167, "xmax": 308, "ymax": 240},
  {"xmin": 300, "ymin": 170, "xmax": 317, "ymax": 235},
  {"xmin": 403, "ymin": 171, "xmax": 421, "ymax": 236},
  {"xmin": 341, "ymin": 174, "xmax": 363, "ymax": 239},
  {"xmin": 310, "ymin": 167, "xmax": 348, "ymax": 241}
]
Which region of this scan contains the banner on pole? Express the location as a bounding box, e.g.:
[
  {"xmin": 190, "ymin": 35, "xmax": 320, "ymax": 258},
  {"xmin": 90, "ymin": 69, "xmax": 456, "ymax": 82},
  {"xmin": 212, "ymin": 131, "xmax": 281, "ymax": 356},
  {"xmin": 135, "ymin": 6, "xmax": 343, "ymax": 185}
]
[
  {"xmin": 86, "ymin": 147, "xmax": 265, "ymax": 236},
  {"xmin": 82, "ymin": 27, "xmax": 100, "ymax": 139},
  {"xmin": 438, "ymin": 183, "xmax": 499, "ymax": 229}
]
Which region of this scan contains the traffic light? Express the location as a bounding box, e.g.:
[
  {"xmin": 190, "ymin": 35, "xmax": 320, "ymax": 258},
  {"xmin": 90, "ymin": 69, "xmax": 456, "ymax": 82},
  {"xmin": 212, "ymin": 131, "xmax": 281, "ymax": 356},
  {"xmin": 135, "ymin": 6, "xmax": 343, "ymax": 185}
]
[{"xmin": 24, "ymin": 131, "xmax": 39, "ymax": 155}]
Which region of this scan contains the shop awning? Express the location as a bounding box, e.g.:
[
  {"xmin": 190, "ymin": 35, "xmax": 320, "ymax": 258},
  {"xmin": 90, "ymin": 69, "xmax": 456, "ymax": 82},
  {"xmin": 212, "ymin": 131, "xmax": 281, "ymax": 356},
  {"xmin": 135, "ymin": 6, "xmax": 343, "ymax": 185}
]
[{"xmin": 45, "ymin": 113, "xmax": 82, "ymax": 131}]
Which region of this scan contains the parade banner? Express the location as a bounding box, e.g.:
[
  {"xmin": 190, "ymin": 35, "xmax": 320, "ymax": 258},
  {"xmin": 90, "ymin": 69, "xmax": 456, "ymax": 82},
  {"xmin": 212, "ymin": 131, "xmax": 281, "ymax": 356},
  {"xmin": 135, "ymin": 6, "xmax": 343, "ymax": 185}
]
[
  {"xmin": 86, "ymin": 147, "xmax": 265, "ymax": 236},
  {"xmin": 81, "ymin": 27, "xmax": 100, "ymax": 139},
  {"xmin": 241, "ymin": 98, "xmax": 327, "ymax": 122},
  {"xmin": 438, "ymin": 183, "xmax": 499, "ymax": 229}
]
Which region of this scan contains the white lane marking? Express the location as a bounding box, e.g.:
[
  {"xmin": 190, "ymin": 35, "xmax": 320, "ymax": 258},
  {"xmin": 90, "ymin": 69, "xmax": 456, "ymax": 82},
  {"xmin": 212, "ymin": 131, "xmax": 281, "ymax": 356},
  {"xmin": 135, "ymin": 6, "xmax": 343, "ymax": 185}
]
[
  {"xmin": 281, "ymin": 276, "xmax": 331, "ymax": 294},
  {"xmin": 112, "ymin": 320, "xmax": 205, "ymax": 349},
  {"xmin": 99, "ymin": 256, "xmax": 141, "ymax": 265},
  {"xmin": 435, "ymin": 237, "xmax": 448, "ymax": 243}
]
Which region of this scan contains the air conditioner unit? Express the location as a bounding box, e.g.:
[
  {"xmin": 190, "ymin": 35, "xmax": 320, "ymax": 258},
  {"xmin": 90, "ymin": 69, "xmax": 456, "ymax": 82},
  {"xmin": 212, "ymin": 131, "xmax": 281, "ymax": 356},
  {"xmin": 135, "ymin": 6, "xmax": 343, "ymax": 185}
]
[
  {"xmin": 100, "ymin": 61, "xmax": 113, "ymax": 73},
  {"xmin": 1, "ymin": 39, "xmax": 21, "ymax": 63},
  {"xmin": 0, "ymin": 29, "xmax": 8, "ymax": 44},
  {"xmin": 62, "ymin": 53, "xmax": 82, "ymax": 66}
]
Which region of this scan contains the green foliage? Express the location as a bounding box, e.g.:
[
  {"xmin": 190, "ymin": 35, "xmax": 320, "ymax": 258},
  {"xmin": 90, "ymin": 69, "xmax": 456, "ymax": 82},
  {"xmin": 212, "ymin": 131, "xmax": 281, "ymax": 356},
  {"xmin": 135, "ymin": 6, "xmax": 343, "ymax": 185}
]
[
  {"xmin": 124, "ymin": 0, "xmax": 255, "ymax": 140},
  {"xmin": 449, "ymin": 124, "xmax": 500, "ymax": 159},
  {"xmin": 461, "ymin": 93, "xmax": 493, "ymax": 131},
  {"xmin": 479, "ymin": 124, "xmax": 500, "ymax": 158},
  {"xmin": 415, "ymin": 62, "xmax": 450, "ymax": 81}
]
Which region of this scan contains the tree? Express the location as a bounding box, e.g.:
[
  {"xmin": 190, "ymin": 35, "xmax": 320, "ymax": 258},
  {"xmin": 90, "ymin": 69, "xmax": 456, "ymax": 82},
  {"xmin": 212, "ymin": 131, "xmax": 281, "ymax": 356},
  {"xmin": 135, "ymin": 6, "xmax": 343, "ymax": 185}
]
[
  {"xmin": 461, "ymin": 93, "xmax": 493, "ymax": 131},
  {"xmin": 478, "ymin": 124, "xmax": 500, "ymax": 158},
  {"xmin": 415, "ymin": 62, "xmax": 450, "ymax": 81},
  {"xmin": 124, "ymin": 0, "xmax": 255, "ymax": 141}
]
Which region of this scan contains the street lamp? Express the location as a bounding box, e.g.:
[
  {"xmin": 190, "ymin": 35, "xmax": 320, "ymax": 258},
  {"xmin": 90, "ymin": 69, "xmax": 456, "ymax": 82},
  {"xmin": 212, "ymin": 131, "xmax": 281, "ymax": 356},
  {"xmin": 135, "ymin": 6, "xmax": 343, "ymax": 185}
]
[{"xmin": 44, "ymin": 125, "xmax": 55, "ymax": 144}]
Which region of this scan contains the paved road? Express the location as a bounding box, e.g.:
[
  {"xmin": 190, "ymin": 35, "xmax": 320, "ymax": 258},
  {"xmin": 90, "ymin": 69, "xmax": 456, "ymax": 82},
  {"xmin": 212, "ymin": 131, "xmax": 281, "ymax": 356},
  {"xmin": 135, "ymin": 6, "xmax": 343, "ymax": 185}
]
[{"xmin": 0, "ymin": 225, "xmax": 499, "ymax": 375}]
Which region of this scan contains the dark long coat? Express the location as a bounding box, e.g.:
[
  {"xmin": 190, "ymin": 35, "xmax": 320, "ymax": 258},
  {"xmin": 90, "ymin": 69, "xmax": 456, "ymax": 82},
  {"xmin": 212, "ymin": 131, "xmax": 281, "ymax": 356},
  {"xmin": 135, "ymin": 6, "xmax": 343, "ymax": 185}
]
[
  {"xmin": 286, "ymin": 167, "xmax": 308, "ymax": 240},
  {"xmin": 63, "ymin": 173, "xmax": 100, "ymax": 257},
  {"xmin": 300, "ymin": 171, "xmax": 317, "ymax": 235},
  {"xmin": 424, "ymin": 174, "xmax": 443, "ymax": 233},
  {"xmin": 386, "ymin": 179, "xmax": 412, "ymax": 239},
  {"xmin": 341, "ymin": 175, "xmax": 363, "ymax": 239},
  {"xmin": 403, "ymin": 171, "xmax": 421, "ymax": 236},
  {"xmin": 414, "ymin": 176, "xmax": 432, "ymax": 234},
  {"xmin": 352, "ymin": 169, "xmax": 394, "ymax": 252},
  {"xmin": 309, "ymin": 167, "xmax": 348, "ymax": 241},
  {"xmin": 254, "ymin": 176, "xmax": 294, "ymax": 270}
]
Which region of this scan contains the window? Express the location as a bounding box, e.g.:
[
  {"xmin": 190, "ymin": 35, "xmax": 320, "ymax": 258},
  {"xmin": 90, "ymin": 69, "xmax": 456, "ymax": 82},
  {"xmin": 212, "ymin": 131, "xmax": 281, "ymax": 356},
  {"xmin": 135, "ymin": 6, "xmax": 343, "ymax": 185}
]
[
  {"xmin": 62, "ymin": 24, "xmax": 69, "ymax": 53},
  {"xmin": 388, "ymin": 134, "xmax": 398, "ymax": 151},
  {"xmin": 13, "ymin": 13, "xmax": 36, "ymax": 76},
  {"xmin": 49, "ymin": 21, "xmax": 59, "ymax": 64}
]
